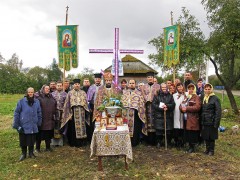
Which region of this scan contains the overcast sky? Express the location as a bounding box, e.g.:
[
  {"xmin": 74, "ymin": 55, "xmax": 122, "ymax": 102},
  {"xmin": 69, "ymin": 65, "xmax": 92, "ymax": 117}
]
[{"xmin": 0, "ymin": 0, "xmax": 214, "ymax": 76}]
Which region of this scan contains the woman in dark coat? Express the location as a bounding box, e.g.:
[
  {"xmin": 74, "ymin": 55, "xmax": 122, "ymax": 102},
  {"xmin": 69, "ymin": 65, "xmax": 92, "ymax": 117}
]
[
  {"xmin": 13, "ymin": 87, "xmax": 42, "ymax": 161},
  {"xmin": 36, "ymin": 85, "xmax": 57, "ymax": 152},
  {"xmin": 152, "ymin": 83, "xmax": 175, "ymax": 148},
  {"xmin": 201, "ymin": 83, "xmax": 221, "ymax": 156},
  {"xmin": 180, "ymin": 84, "xmax": 201, "ymax": 153}
]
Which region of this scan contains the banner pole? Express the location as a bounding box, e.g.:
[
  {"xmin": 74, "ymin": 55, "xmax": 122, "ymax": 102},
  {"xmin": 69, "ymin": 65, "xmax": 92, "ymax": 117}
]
[
  {"xmin": 171, "ymin": 11, "xmax": 176, "ymax": 83},
  {"xmin": 63, "ymin": 6, "xmax": 69, "ymax": 91}
]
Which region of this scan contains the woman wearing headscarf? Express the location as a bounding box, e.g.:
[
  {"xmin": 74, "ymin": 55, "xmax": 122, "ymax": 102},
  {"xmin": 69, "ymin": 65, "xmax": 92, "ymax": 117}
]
[
  {"xmin": 13, "ymin": 87, "xmax": 42, "ymax": 161},
  {"xmin": 180, "ymin": 84, "xmax": 201, "ymax": 153},
  {"xmin": 152, "ymin": 83, "xmax": 175, "ymax": 148},
  {"xmin": 36, "ymin": 85, "xmax": 57, "ymax": 152},
  {"xmin": 201, "ymin": 83, "xmax": 221, "ymax": 156},
  {"xmin": 173, "ymin": 83, "xmax": 186, "ymax": 148}
]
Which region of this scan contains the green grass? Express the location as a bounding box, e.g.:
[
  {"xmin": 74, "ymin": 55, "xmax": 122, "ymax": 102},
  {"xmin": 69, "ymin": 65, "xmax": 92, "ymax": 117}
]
[
  {"xmin": 215, "ymin": 92, "xmax": 240, "ymax": 110},
  {"xmin": 0, "ymin": 94, "xmax": 23, "ymax": 115},
  {"xmin": 0, "ymin": 93, "xmax": 240, "ymax": 179}
]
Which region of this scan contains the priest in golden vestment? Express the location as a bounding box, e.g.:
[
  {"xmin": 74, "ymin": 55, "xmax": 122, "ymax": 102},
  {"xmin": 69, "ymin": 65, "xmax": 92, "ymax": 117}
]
[
  {"xmin": 61, "ymin": 79, "xmax": 90, "ymax": 147},
  {"xmin": 93, "ymin": 72, "xmax": 121, "ymax": 122},
  {"xmin": 121, "ymin": 79, "xmax": 147, "ymax": 146}
]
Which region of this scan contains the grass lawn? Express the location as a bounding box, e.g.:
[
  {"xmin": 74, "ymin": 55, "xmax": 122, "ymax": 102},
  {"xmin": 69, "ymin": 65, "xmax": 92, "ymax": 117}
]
[{"xmin": 0, "ymin": 93, "xmax": 240, "ymax": 179}]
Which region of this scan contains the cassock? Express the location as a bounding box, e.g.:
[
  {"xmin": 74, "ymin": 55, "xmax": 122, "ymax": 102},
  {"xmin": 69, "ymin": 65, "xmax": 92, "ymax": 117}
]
[
  {"xmin": 51, "ymin": 90, "xmax": 67, "ymax": 146},
  {"xmin": 141, "ymin": 83, "xmax": 160, "ymax": 145},
  {"xmin": 61, "ymin": 89, "xmax": 90, "ymax": 147},
  {"xmin": 121, "ymin": 89, "xmax": 147, "ymax": 146},
  {"xmin": 86, "ymin": 84, "xmax": 102, "ymax": 141}
]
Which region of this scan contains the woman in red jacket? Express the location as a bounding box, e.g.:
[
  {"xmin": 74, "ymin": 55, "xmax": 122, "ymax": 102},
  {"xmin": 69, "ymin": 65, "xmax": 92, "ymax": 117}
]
[{"xmin": 180, "ymin": 84, "xmax": 201, "ymax": 153}]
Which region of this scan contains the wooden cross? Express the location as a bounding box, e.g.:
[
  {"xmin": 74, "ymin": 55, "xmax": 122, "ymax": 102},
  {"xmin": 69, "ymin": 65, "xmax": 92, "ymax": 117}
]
[{"xmin": 89, "ymin": 28, "xmax": 144, "ymax": 86}]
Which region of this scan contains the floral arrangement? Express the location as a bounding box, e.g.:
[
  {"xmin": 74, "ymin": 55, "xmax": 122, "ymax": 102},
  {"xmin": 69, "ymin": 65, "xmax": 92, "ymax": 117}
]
[{"xmin": 97, "ymin": 94, "xmax": 123, "ymax": 112}]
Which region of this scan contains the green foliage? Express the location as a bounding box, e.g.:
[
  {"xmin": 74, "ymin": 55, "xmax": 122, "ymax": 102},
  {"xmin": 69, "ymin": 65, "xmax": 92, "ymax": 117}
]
[
  {"xmin": 209, "ymin": 75, "xmax": 222, "ymax": 87},
  {"xmin": 47, "ymin": 58, "xmax": 62, "ymax": 82},
  {"xmin": 97, "ymin": 93, "xmax": 123, "ymax": 111},
  {"xmin": 148, "ymin": 7, "xmax": 205, "ymax": 72},
  {"xmin": 201, "ymin": 0, "xmax": 240, "ymax": 113},
  {"xmin": 67, "ymin": 67, "xmax": 95, "ymax": 85},
  {"xmin": 0, "ymin": 64, "xmax": 28, "ymax": 94}
]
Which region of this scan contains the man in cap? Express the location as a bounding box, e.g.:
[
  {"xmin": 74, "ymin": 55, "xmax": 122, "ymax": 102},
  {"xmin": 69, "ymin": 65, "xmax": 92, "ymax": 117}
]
[
  {"xmin": 61, "ymin": 79, "xmax": 90, "ymax": 147},
  {"xmin": 141, "ymin": 71, "xmax": 160, "ymax": 145},
  {"xmin": 86, "ymin": 73, "xmax": 102, "ymax": 142},
  {"xmin": 121, "ymin": 79, "xmax": 147, "ymax": 146},
  {"xmin": 93, "ymin": 72, "xmax": 121, "ymax": 122}
]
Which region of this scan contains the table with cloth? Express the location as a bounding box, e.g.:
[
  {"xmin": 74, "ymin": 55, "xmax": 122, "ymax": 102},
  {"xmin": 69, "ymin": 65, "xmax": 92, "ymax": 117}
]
[{"xmin": 90, "ymin": 125, "xmax": 133, "ymax": 171}]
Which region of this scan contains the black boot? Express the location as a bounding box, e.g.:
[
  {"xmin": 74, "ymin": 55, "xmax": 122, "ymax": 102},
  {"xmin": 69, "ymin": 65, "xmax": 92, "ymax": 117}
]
[
  {"xmin": 208, "ymin": 140, "xmax": 215, "ymax": 156},
  {"xmin": 187, "ymin": 143, "xmax": 195, "ymax": 153},
  {"xmin": 35, "ymin": 139, "xmax": 41, "ymax": 153},
  {"xmin": 19, "ymin": 146, "xmax": 27, "ymax": 161},
  {"xmin": 204, "ymin": 141, "xmax": 210, "ymax": 154},
  {"xmin": 156, "ymin": 135, "xmax": 161, "ymax": 149},
  {"xmin": 45, "ymin": 139, "xmax": 53, "ymax": 152},
  {"xmin": 29, "ymin": 146, "xmax": 36, "ymax": 158}
]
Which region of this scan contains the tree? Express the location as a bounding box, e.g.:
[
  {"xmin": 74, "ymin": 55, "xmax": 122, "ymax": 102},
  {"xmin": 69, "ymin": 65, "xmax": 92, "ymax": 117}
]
[
  {"xmin": 202, "ymin": 0, "xmax": 240, "ymax": 114},
  {"xmin": 6, "ymin": 53, "xmax": 22, "ymax": 70},
  {"xmin": 148, "ymin": 8, "xmax": 205, "ymax": 74},
  {"xmin": 47, "ymin": 58, "xmax": 62, "ymax": 82},
  {"xmin": 26, "ymin": 66, "xmax": 49, "ymax": 91},
  {"xmin": 149, "ymin": 2, "xmax": 240, "ymax": 114},
  {"xmin": 0, "ymin": 64, "xmax": 27, "ymax": 93},
  {"xmin": 0, "ymin": 53, "xmax": 5, "ymax": 63}
]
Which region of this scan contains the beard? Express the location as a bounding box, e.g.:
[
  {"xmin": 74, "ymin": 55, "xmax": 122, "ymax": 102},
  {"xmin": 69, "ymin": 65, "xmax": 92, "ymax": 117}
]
[
  {"xmin": 148, "ymin": 82, "xmax": 153, "ymax": 86},
  {"xmin": 106, "ymin": 83, "xmax": 111, "ymax": 88}
]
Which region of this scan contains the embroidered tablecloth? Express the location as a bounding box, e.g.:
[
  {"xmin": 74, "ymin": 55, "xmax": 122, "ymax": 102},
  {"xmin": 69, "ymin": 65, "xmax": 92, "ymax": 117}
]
[{"xmin": 90, "ymin": 125, "xmax": 133, "ymax": 163}]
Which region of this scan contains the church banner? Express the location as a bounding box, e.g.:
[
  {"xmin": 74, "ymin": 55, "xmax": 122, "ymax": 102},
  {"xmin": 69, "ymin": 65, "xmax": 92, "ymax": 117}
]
[
  {"xmin": 57, "ymin": 25, "xmax": 78, "ymax": 71},
  {"xmin": 164, "ymin": 25, "xmax": 180, "ymax": 67}
]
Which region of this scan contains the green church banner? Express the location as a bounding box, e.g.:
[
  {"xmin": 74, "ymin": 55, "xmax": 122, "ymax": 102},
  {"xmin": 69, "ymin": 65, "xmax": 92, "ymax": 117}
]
[
  {"xmin": 164, "ymin": 25, "xmax": 180, "ymax": 67},
  {"xmin": 57, "ymin": 25, "xmax": 78, "ymax": 71}
]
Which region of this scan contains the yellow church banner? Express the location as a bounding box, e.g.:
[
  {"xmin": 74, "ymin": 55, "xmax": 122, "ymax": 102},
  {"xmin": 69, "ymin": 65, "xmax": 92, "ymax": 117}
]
[{"xmin": 164, "ymin": 25, "xmax": 180, "ymax": 67}]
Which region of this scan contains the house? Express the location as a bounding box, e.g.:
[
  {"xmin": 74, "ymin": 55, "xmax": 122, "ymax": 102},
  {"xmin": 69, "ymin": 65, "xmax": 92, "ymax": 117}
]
[{"xmin": 104, "ymin": 55, "xmax": 158, "ymax": 84}]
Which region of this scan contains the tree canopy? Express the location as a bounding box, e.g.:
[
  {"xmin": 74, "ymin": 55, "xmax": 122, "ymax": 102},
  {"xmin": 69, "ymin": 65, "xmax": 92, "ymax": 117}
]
[{"xmin": 149, "ymin": 0, "xmax": 240, "ymax": 113}]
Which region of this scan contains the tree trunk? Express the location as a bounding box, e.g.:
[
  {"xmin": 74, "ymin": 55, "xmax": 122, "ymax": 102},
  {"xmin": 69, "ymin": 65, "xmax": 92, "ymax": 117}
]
[
  {"xmin": 207, "ymin": 56, "xmax": 239, "ymax": 115},
  {"xmin": 224, "ymin": 86, "xmax": 239, "ymax": 114}
]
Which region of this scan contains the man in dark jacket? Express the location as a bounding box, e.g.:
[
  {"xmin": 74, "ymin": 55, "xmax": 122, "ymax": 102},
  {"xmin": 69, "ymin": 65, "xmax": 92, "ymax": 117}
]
[
  {"xmin": 183, "ymin": 72, "xmax": 195, "ymax": 91},
  {"xmin": 81, "ymin": 78, "xmax": 91, "ymax": 94}
]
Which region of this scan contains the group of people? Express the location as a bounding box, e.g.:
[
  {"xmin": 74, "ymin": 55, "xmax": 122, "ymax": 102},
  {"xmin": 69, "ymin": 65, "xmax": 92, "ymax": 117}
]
[{"xmin": 13, "ymin": 71, "xmax": 221, "ymax": 162}]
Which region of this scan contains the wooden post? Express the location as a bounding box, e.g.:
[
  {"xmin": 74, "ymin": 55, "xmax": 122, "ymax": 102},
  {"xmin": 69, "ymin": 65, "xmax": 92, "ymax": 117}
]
[
  {"xmin": 171, "ymin": 11, "xmax": 176, "ymax": 83},
  {"xmin": 63, "ymin": 6, "xmax": 69, "ymax": 91},
  {"xmin": 98, "ymin": 156, "xmax": 103, "ymax": 171},
  {"xmin": 164, "ymin": 110, "xmax": 167, "ymax": 150}
]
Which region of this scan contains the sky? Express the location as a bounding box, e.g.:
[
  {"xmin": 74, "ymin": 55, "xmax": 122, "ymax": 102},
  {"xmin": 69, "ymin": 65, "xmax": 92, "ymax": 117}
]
[{"xmin": 0, "ymin": 0, "xmax": 215, "ymax": 76}]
